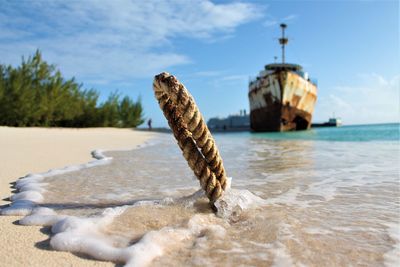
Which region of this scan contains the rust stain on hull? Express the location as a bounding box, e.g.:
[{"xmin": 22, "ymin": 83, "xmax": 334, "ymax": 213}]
[
  {"xmin": 250, "ymin": 102, "xmax": 312, "ymax": 132},
  {"xmin": 249, "ymin": 70, "xmax": 317, "ymax": 132}
]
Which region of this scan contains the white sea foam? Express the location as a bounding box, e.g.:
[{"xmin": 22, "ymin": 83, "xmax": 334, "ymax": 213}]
[
  {"xmin": 46, "ymin": 203, "xmax": 227, "ymax": 267},
  {"xmin": 268, "ymin": 222, "xmax": 301, "ymax": 267},
  {"xmin": 0, "ymin": 137, "xmax": 164, "ymax": 217},
  {"xmin": 122, "ymin": 214, "xmax": 225, "ymax": 267},
  {"xmin": 303, "ymin": 227, "xmax": 333, "ymax": 235},
  {"xmin": 19, "ymin": 207, "xmax": 65, "ymax": 226},
  {"xmin": 0, "ymin": 200, "xmax": 36, "ymax": 216},
  {"xmin": 50, "ymin": 209, "xmax": 127, "ymax": 263},
  {"xmin": 214, "ymin": 188, "xmax": 267, "ymax": 219},
  {"xmin": 383, "ymin": 222, "xmax": 400, "ymax": 267},
  {"xmin": 9, "ymin": 179, "xmax": 235, "ymax": 267},
  {"xmin": 269, "ymin": 241, "xmax": 295, "ymax": 267},
  {"xmin": 16, "ymin": 182, "xmax": 48, "ymax": 193},
  {"xmin": 264, "ymin": 187, "xmax": 311, "ymax": 208},
  {"xmin": 1, "ymin": 149, "xmax": 112, "ymax": 216}
]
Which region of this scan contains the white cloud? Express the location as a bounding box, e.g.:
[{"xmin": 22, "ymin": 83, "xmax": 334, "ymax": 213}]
[
  {"xmin": 0, "ymin": 0, "xmax": 262, "ymax": 82},
  {"xmin": 314, "ymin": 73, "xmax": 400, "ymax": 124},
  {"xmin": 282, "ymin": 14, "xmax": 298, "ymax": 21},
  {"xmin": 191, "ymin": 70, "xmax": 224, "ymax": 77},
  {"xmin": 220, "ymin": 74, "xmax": 249, "ymax": 81},
  {"xmin": 263, "ymin": 13, "xmax": 298, "ymax": 27}
]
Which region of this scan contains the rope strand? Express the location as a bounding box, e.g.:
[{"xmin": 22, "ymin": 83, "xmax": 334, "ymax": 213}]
[{"xmin": 153, "ymin": 72, "xmax": 227, "ymax": 203}]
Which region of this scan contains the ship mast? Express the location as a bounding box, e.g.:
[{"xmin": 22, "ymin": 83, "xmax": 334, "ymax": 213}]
[{"xmin": 279, "ymin": 23, "xmax": 288, "ymax": 64}]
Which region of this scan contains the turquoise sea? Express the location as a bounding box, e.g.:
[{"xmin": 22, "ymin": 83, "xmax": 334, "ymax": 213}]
[
  {"xmin": 241, "ymin": 123, "xmax": 399, "ymax": 142},
  {"xmin": 2, "ymin": 123, "xmax": 399, "ymax": 266}
]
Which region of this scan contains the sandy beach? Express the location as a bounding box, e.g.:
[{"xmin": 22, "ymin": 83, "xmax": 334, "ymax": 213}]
[{"xmin": 0, "ymin": 127, "xmax": 156, "ymax": 267}]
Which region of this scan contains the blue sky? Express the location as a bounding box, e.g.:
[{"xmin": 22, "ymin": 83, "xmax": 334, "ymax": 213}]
[{"xmin": 0, "ymin": 0, "xmax": 398, "ymax": 127}]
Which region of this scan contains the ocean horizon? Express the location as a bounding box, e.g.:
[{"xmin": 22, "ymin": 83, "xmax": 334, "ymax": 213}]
[{"xmin": 227, "ymin": 122, "xmax": 400, "ymax": 142}]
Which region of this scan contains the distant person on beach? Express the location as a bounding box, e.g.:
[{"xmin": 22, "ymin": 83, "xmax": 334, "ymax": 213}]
[{"xmin": 147, "ymin": 119, "xmax": 152, "ymax": 130}]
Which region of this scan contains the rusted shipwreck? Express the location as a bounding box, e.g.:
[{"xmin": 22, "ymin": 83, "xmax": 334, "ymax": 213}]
[{"xmin": 249, "ymin": 24, "xmax": 317, "ymax": 132}]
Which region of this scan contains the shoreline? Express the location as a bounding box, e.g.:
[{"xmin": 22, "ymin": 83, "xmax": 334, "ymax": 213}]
[{"xmin": 0, "ymin": 126, "xmax": 159, "ymax": 266}]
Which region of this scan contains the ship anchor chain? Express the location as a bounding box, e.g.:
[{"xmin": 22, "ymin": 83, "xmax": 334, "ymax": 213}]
[{"xmin": 153, "ymin": 72, "xmax": 228, "ymax": 204}]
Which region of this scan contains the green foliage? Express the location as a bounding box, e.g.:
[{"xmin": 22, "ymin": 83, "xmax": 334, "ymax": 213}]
[
  {"xmin": 119, "ymin": 96, "xmax": 145, "ymax": 127},
  {"xmin": 0, "ymin": 50, "xmax": 144, "ymax": 128}
]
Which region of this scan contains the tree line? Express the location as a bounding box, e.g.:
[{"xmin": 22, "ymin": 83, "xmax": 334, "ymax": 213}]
[{"xmin": 0, "ymin": 50, "xmax": 144, "ymax": 127}]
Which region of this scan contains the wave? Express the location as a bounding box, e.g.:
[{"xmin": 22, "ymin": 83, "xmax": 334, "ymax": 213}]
[{"xmin": 0, "ymin": 138, "xmax": 160, "ymax": 216}]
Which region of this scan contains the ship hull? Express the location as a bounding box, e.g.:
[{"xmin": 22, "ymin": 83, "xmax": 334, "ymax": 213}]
[
  {"xmin": 249, "ymin": 70, "xmax": 317, "ymax": 132},
  {"xmin": 250, "ymin": 104, "xmax": 312, "ymax": 132}
]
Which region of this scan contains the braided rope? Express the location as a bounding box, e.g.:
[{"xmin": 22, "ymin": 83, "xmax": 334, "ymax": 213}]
[{"xmin": 153, "ymin": 72, "xmax": 227, "ymax": 203}]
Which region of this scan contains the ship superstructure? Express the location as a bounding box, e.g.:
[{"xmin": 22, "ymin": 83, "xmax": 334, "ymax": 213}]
[{"xmin": 248, "ymin": 24, "xmax": 317, "ymax": 132}]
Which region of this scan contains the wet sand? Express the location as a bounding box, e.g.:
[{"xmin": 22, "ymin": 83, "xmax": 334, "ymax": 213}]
[{"xmin": 0, "ymin": 127, "xmax": 157, "ymax": 267}]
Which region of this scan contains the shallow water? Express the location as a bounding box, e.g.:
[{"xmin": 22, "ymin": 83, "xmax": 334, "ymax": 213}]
[{"xmin": 2, "ymin": 124, "xmax": 400, "ymax": 266}]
